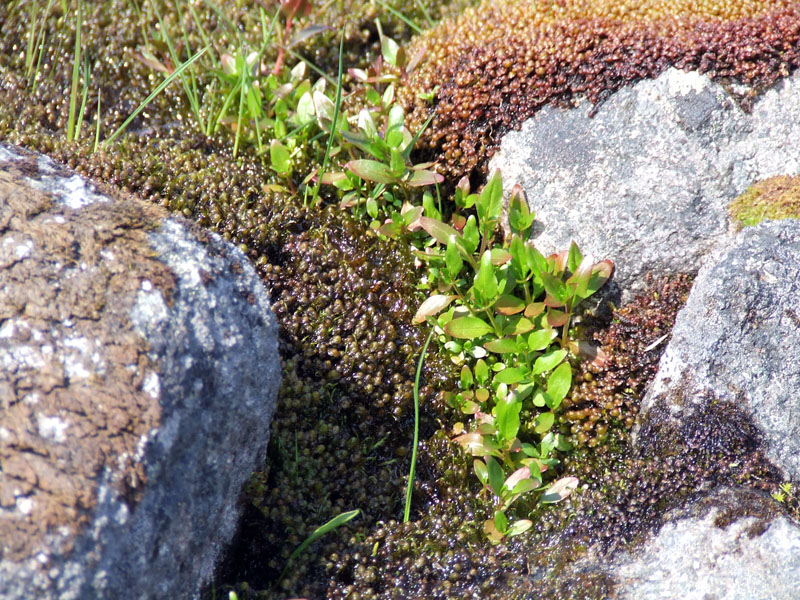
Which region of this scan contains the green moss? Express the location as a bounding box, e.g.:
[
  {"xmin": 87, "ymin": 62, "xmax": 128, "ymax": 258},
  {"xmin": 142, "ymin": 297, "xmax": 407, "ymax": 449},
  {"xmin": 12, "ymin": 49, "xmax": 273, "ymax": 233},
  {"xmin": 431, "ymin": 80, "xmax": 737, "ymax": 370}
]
[
  {"xmin": 2, "ymin": 2, "xmax": 799, "ymax": 599},
  {"xmin": 729, "ymin": 175, "xmax": 800, "ymax": 227}
]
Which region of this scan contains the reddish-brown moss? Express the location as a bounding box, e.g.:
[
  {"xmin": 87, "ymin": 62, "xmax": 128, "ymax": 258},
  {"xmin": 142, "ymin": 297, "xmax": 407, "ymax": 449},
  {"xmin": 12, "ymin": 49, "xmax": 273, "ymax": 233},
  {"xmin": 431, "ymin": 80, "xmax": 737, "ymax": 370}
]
[{"xmin": 399, "ymin": 0, "xmax": 800, "ymax": 179}]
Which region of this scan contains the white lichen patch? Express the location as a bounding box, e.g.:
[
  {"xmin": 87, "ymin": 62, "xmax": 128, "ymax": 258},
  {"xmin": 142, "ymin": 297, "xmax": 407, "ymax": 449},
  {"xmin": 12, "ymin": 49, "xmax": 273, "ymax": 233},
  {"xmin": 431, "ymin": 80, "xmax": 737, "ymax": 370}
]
[
  {"xmin": 15, "ymin": 239, "xmax": 33, "ymax": 259},
  {"xmin": 61, "ymin": 336, "xmax": 94, "ymax": 380},
  {"xmin": 16, "ymin": 496, "xmax": 34, "ymax": 515},
  {"xmin": 37, "ymin": 414, "xmax": 70, "ymax": 443},
  {"xmin": 142, "ymin": 371, "xmax": 160, "ymax": 399},
  {"xmin": 23, "ymin": 153, "xmax": 109, "ymax": 209}
]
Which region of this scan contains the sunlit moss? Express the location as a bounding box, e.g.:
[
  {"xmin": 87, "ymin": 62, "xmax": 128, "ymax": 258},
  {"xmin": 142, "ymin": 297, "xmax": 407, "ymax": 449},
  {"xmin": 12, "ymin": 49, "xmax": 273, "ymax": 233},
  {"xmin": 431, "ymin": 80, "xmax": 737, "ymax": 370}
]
[
  {"xmin": 729, "ymin": 175, "xmax": 800, "ymax": 227},
  {"xmin": 399, "ymin": 0, "xmax": 800, "ymax": 179}
]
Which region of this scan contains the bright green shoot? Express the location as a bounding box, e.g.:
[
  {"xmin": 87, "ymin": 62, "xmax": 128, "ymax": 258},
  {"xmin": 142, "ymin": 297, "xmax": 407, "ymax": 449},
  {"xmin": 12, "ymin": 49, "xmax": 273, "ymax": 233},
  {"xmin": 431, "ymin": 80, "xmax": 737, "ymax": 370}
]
[
  {"xmin": 403, "ymin": 328, "xmax": 435, "ymax": 523},
  {"xmin": 276, "ymin": 509, "xmax": 361, "ymax": 588},
  {"xmin": 308, "ymin": 30, "xmax": 344, "ymax": 208},
  {"xmin": 104, "ymin": 45, "xmax": 209, "ymax": 146},
  {"xmin": 66, "ymin": 0, "xmax": 83, "ymax": 143}
]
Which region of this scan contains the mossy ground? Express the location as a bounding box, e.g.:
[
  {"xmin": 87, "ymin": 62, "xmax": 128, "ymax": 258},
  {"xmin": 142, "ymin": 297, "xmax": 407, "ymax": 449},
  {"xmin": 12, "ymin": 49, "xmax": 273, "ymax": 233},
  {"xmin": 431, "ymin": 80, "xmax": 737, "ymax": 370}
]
[
  {"xmin": 730, "ymin": 175, "xmax": 800, "ymax": 227},
  {"xmin": 1, "ymin": 1, "xmax": 799, "ymax": 599}
]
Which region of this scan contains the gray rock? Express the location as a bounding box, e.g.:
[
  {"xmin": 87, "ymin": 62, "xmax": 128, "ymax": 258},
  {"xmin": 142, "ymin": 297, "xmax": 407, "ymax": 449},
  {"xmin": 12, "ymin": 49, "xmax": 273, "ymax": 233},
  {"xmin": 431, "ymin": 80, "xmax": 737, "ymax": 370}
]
[
  {"xmin": 610, "ymin": 487, "xmax": 800, "ymax": 600},
  {"xmin": 490, "ymin": 67, "xmax": 800, "ymax": 295},
  {"xmin": 0, "ymin": 144, "xmax": 280, "ymax": 599},
  {"xmin": 638, "ymin": 219, "xmax": 800, "ymax": 481}
]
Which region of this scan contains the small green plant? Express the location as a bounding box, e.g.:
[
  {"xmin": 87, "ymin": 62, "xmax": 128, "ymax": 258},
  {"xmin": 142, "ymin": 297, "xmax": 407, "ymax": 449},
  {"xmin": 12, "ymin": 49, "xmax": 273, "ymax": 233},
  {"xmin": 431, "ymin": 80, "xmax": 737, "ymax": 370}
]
[
  {"xmin": 772, "ymin": 482, "xmax": 795, "ymax": 504},
  {"xmin": 403, "ymin": 329, "xmax": 435, "ymax": 523},
  {"xmin": 275, "ymin": 509, "xmax": 361, "ymax": 588},
  {"xmin": 317, "ymin": 27, "xmax": 441, "ymax": 222},
  {"xmin": 412, "ymin": 171, "xmax": 612, "ymax": 539}
]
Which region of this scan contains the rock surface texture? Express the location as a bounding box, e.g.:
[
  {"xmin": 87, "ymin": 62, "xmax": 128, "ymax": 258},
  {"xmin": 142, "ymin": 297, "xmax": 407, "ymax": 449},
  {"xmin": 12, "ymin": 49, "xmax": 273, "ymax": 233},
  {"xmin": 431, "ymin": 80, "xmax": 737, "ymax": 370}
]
[
  {"xmin": 609, "ymin": 487, "xmax": 800, "ymax": 600},
  {"xmin": 490, "ymin": 67, "xmax": 800, "ymax": 295},
  {"xmin": 0, "ymin": 144, "xmax": 280, "ymax": 599},
  {"xmin": 638, "ymin": 219, "xmax": 800, "ymax": 481}
]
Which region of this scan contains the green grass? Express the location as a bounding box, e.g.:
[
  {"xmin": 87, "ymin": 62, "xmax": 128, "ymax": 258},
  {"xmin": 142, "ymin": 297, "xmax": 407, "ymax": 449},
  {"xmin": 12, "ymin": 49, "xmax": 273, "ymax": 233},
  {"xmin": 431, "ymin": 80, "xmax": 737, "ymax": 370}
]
[
  {"xmin": 404, "ymin": 328, "xmax": 435, "ymax": 523},
  {"xmin": 66, "ymin": 0, "xmax": 83, "ymax": 142},
  {"xmin": 307, "ymin": 30, "xmax": 345, "ymax": 207}
]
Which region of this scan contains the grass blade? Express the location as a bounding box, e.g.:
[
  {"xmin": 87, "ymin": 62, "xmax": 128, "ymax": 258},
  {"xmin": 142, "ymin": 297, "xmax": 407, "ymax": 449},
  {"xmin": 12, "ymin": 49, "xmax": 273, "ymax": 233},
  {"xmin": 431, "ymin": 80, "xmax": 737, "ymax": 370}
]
[
  {"xmin": 66, "ymin": 0, "xmax": 82, "ymax": 142},
  {"xmin": 375, "ymin": 0, "xmax": 422, "ymax": 34},
  {"xmin": 308, "ymin": 30, "xmax": 344, "ymax": 207},
  {"xmin": 104, "ymin": 45, "xmax": 209, "ymax": 146},
  {"xmin": 415, "ymin": 0, "xmax": 435, "ymax": 27},
  {"xmin": 403, "ymin": 328, "xmax": 434, "ymax": 522},
  {"xmin": 276, "ymin": 509, "xmax": 361, "ymax": 588}
]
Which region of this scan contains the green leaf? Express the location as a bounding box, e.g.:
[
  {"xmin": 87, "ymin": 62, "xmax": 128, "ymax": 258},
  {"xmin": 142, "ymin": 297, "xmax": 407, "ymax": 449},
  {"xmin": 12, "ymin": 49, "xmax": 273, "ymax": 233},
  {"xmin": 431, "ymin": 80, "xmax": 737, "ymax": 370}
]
[
  {"xmin": 528, "ymin": 328, "xmax": 557, "ymax": 351},
  {"xmin": 444, "ymin": 317, "xmax": 493, "ymax": 340},
  {"xmin": 346, "ymin": 159, "xmax": 397, "ymax": 184},
  {"xmin": 477, "ymin": 170, "xmax": 503, "ymax": 232},
  {"xmin": 504, "ymin": 316, "xmax": 535, "ymax": 336},
  {"xmin": 473, "ymin": 250, "xmax": 498, "ymax": 305},
  {"xmin": 269, "ymin": 140, "xmax": 291, "ymax": 176},
  {"xmin": 462, "ymin": 216, "xmax": 480, "ymax": 255},
  {"xmin": 413, "ymin": 294, "xmax": 458, "ymax": 324},
  {"xmin": 533, "ymin": 349, "xmax": 567, "ymax": 375},
  {"xmin": 405, "ymin": 169, "xmax": 444, "ymax": 187},
  {"xmin": 286, "ymin": 509, "xmax": 360, "ymax": 566},
  {"xmin": 484, "ymin": 338, "xmax": 520, "ymax": 354},
  {"xmin": 534, "ymin": 411, "xmax": 555, "ymax": 434},
  {"xmin": 495, "ymin": 295, "xmax": 525, "ymax": 315},
  {"xmin": 495, "ymin": 394, "xmax": 521, "ymax": 441},
  {"xmin": 445, "ymin": 237, "xmax": 463, "ymax": 280},
  {"xmin": 357, "ymin": 108, "xmax": 379, "ymax": 140},
  {"xmin": 380, "ymin": 33, "xmax": 405, "ymax": 67},
  {"xmin": 546, "ymin": 362, "xmax": 572, "ymax": 409},
  {"xmin": 389, "ymin": 148, "xmax": 406, "ymax": 177},
  {"xmin": 475, "ymin": 359, "xmax": 489, "ymax": 385},
  {"xmin": 508, "ymin": 184, "xmax": 534, "ymax": 235},
  {"xmin": 494, "ymin": 367, "xmax": 525, "ymax": 385},
  {"xmin": 474, "ymin": 458, "xmax": 489, "ymax": 485},
  {"xmin": 487, "ymin": 457, "xmax": 505, "ymax": 496},
  {"xmin": 506, "ymin": 519, "xmax": 533, "ymax": 538},
  {"xmin": 494, "ymin": 509, "xmax": 508, "ymax": 533},
  {"xmin": 510, "ymin": 478, "xmax": 536, "ymax": 497},
  {"xmin": 567, "ymin": 241, "xmax": 584, "ymax": 275},
  {"xmin": 540, "ymin": 476, "xmax": 579, "ymax": 504},
  {"xmin": 418, "ymin": 216, "xmax": 461, "ymax": 246},
  {"xmin": 460, "ymin": 365, "xmax": 474, "ymax": 390},
  {"xmin": 490, "ymin": 248, "xmax": 512, "ymax": 265},
  {"xmin": 541, "ymin": 272, "xmax": 569, "ymax": 305}
]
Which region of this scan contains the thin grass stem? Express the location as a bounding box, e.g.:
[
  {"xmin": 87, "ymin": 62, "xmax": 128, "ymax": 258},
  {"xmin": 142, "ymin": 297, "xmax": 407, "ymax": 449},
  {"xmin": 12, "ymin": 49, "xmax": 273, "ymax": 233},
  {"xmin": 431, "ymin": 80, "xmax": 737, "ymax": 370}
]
[
  {"xmin": 375, "ymin": 0, "xmax": 422, "ymax": 34},
  {"xmin": 104, "ymin": 46, "xmax": 209, "ymax": 146},
  {"xmin": 403, "ymin": 328, "xmax": 434, "ymax": 523},
  {"xmin": 66, "ymin": 0, "xmax": 83, "ymax": 142},
  {"xmin": 308, "ymin": 31, "xmax": 344, "ymax": 207},
  {"xmin": 415, "ymin": 0, "xmax": 435, "ymax": 27},
  {"xmin": 93, "ymin": 89, "xmax": 101, "ymax": 153}
]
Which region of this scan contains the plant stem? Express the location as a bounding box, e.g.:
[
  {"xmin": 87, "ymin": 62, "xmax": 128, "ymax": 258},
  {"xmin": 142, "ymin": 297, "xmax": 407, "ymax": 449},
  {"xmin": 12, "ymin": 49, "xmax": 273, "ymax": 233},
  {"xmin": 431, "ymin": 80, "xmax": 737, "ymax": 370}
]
[
  {"xmin": 308, "ymin": 30, "xmax": 344, "ymax": 207},
  {"xmin": 403, "ymin": 328, "xmax": 434, "ymax": 523}
]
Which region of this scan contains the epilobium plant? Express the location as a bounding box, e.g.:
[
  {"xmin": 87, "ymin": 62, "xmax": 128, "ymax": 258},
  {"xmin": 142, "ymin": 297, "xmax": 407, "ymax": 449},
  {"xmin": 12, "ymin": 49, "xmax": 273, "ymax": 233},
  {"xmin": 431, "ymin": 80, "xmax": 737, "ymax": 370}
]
[{"xmin": 412, "ymin": 171, "xmax": 612, "ymax": 541}]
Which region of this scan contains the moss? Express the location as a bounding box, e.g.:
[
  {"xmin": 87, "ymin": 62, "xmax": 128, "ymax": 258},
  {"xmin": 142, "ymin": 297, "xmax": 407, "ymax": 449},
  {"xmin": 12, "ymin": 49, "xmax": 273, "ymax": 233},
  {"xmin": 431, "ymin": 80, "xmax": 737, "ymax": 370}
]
[
  {"xmin": 2, "ymin": 1, "xmax": 800, "ymax": 599},
  {"xmin": 397, "ymin": 0, "xmax": 800, "ymax": 180},
  {"xmin": 729, "ymin": 175, "xmax": 800, "ymax": 227}
]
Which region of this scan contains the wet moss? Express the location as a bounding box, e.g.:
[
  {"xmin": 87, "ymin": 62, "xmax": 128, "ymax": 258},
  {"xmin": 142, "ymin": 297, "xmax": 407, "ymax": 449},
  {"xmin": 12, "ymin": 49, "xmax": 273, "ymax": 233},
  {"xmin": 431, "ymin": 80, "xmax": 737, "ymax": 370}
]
[
  {"xmin": 2, "ymin": 2, "xmax": 800, "ymax": 599},
  {"xmin": 729, "ymin": 174, "xmax": 800, "ymax": 227}
]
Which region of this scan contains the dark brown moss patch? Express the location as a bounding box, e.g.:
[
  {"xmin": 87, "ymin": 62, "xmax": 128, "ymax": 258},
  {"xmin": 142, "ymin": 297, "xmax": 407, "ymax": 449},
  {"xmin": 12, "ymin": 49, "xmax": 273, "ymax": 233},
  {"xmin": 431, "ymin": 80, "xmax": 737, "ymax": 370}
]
[
  {"xmin": 729, "ymin": 174, "xmax": 800, "ymax": 227},
  {"xmin": 562, "ymin": 273, "xmax": 695, "ymax": 447},
  {"xmin": 399, "ymin": 0, "xmax": 800, "ymax": 180}
]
